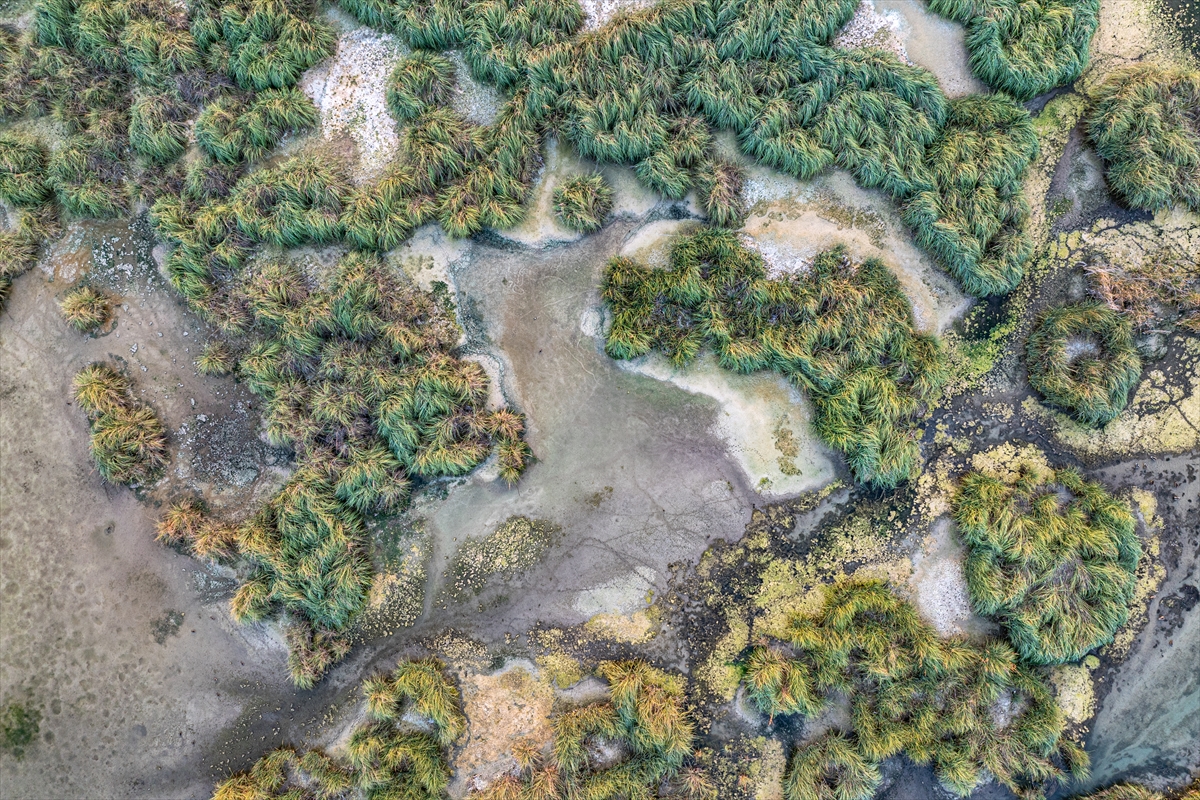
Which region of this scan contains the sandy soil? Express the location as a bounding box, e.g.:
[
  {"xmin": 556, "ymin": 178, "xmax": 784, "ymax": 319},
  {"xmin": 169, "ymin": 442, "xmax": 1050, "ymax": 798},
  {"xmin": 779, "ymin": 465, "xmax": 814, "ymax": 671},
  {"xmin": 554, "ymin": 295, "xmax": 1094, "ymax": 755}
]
[{"xmin": 0, "ymin": 220, "xmax": 296, "ymax": 799}]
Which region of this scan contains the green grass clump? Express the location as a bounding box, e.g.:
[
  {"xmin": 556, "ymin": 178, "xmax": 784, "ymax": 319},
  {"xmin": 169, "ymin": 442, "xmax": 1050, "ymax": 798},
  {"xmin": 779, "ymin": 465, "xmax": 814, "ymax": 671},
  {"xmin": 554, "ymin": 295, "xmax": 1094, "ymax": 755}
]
[
  {"xmin": 904, "ymin": 92, "xmax": 1039, "ymax": 296},
  {"xmin": 553, "ymin": 172, "xmax": 613, "ymax": 233},
  {"xmin": 340, "ymin": 164, "xmax": 438, "ymax": 251},
  {"xmin": 129, "ymin": 89, "xmax": 191, "ymax": 163},
  {"xmin": 473, "ymin": 660, "xmax": 699, "ymax": 800},
  {"xmin": 603, "ymin": 229, "xmax": 945, "ymax": 489},
  {"xmin": 190, "ymin": 0, "xmax": 335, "ymax": 91},
  {"xmin": 386, "ymin": 50, "xmax": 456, "ymax": 123},
  {"xmin": 74, "ymin": 0, "xmax": 201, "ymax": 86},
  {"xmin": 0, "ymin": 135, "xmax": 51, "ymax": 206},
  {"xmin": 0, "ymin": 701, "xmax": 41, "ymax": 760},
  {"xmin": 195, "ymin": 87, "xmax": 319, "ymax": 164},
  {"xmin": 1026, "ymin": 302, "xmax": 1142, "ymax": 426},
  {"xmin": 48, "ymin": 133, "xmax": 128, "ymax": 218},
  {"xmin": 1086, "ymin": 64, "xmax": 1200, "ymax": 213},
  {"xmin": 461, "ymin": 0, "xmax": 583, "ymax": 91},
  {"xmin": 59, "ymin": 285, "xmax": 112, "ymax": 332},
  {"xmin": 742, "ymin": 579, "xmax": 1087, "ymax": 799},
  {"xmin": 231, "ymin": 156, "xmax": 350, "ymax": 246},
  {"xmin": 816, "ymin": 50, "xmax": 947, "ymax": 198},
  {"xmin": 72, "ymin": 363, "xmax": 169, "ymax": 485},
  {"xmin": 212, "ymin": 658, "xmax": 462, "ymax": 799},
  {"xmin": 338, "ymin": 0, "xmax": 470, "ymax": 49},
  {"xmin": 929, "ymin": 0, "xmax": 1099, "ymax": 100},
  {"xmin": 954, "ymin": 463, "xmax": 1140, "ymax": 665}
]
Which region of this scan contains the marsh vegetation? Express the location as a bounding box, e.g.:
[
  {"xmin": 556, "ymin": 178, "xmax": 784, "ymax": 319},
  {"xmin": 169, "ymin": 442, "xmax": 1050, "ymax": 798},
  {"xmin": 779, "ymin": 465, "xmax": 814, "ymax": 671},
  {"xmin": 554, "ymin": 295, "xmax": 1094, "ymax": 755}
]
[
  {"xmin": 603, "ymin": 229, "xmax": 945, "ymax": 488},
  {"xmin": 953, "ymin": 464, "xmax": 1140, "ymax": 665},
  {"xmin": 156, "ymin": 248, "xmax": 531, "ymax": 686},
  {"xmin": 471, "ymin": 660, "xmax": 706, "ymax": 800},
  {"xmin": 742, "ymin": 580, "xmax": 1087, "ymax": 800},
  {"xmin": 212, "ymin": 658, "xmax": 464, "ymax": 799},
  {"xmin": 1087, "ymin": 65, "xmax": 1200, "ymax": 214}
]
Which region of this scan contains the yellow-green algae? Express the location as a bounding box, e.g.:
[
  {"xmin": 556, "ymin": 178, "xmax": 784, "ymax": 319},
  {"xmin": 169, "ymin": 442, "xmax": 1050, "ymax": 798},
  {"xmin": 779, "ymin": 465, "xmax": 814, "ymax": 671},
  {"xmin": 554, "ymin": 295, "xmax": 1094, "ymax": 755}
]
[{"xmin": 444, "ymin": 516, "xmax": 557, "ymax": 600}]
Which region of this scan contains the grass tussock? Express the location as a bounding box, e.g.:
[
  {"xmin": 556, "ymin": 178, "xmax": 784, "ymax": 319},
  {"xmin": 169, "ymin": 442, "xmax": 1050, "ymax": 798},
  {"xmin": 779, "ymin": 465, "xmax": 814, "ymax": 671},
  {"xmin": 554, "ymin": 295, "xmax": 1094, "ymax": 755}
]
[
  {"xmin": 197, "ymin": 340, "xmax": 237, "ymax": 375},
  {"xmin": 954, "ymin": 463, "xmax": 1140, "ymax": 665},
  {"xmin": 386, "ymin": 51, "xmax": 456, "ymax": 123},
  {"xmin": 603, "ymin": 229, "xmax": 945, "ymax": 489},
  {"xmin": 48, "ymin": 133, "xmax": 129, "ymax": 218},
  {"xmin": 195, "ymin": 87, "xmax": 319, "ymax": 165},
  {"xmin": 59, "ymin": 285, "xmax": 112, "ymax": 332},
  {"xmin": 552, "ymin": 172, "xmax": 613, "ymax": 233},
  {"xmin": 129, "ymin": 89, "xmax": 191, "ymax": 163},
  {"xmin": 72, "ymin": 363, "xmax": 169, "ymax": 485},
  {"xmin": 211, "ymin": 658, "xmax": 462, "ymax": 799},
  {"xmin": 156, "ymin": 496, "xmax": 240, "ymax": 562},
  {"xmin": 471, "ymin": 660, "xmax": 703, "ymax": 800},
  {"xmin": 231, "ymin": 156, "xmax": 350, "ymax": 246},
  {"xmin": 0, "ymin": 135, "xmax": 51, "ymax": 207},
  {"xmin": 742, "ymin": 579, "xmax": 1087, "ymax": 800},
  {"xmin": 1086, "ymin": 65, "xmax": 1200, "ymax": 214},
  {"xmin": 929, "ymin": 0, "xmax": 1099, "ymax": 100},
  {"xmin": 1026, "ymin": 302, "xmax": 1142, "ymax": 426},
  {"xmin": 696, "ymin": 160, "xmax": 747, "ymax": 228}
]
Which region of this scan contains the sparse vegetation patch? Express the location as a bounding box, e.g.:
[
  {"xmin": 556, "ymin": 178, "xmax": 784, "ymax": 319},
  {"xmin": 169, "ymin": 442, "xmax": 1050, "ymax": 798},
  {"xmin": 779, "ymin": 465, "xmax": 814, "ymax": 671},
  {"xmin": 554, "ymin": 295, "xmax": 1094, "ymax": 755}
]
[
  {"xmin": 603, "ymin": 229, "xmax": 946, "ymax": 488},
  {"xmin": 0, "ymin": 701, "xmax": 41, "ymax": 760},
  {"xmin": 471, "ymin": 660, "xmax": 709, "ymax": 800},
  {"xmin": 72, "ymin": 363, "xmax": 169, "ymax": 486},
  {"xmin": 953, "ymin": 463, "xmax": 1140, "ymax": 665},
  {"xmin": 447, "ymin": 515, "xmax": 557, "ymax": 598},
  {"xmin": 212, "ymin": 658, "xmax": 464, "ymax": 799}
]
